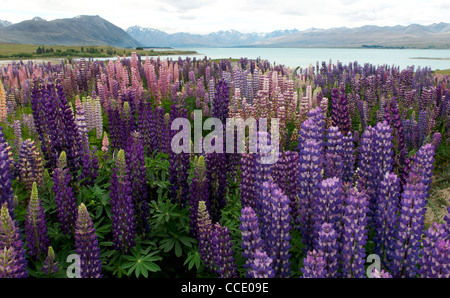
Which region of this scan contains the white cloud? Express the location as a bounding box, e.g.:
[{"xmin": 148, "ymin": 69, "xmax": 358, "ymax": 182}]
[{"xmin": 0, "ymin": 0, "xmax": 448, "ymax": 34}]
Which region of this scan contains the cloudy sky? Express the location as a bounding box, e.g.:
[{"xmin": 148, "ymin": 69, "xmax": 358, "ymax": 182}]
[{"xmin": 1, "ymin": 0, "xmax": 449, "ymax": 34}]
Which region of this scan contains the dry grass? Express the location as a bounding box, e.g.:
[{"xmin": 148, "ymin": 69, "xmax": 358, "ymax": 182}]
[{"xmin": 425, "ymin": 187, "xmax": 450, "ymax": 229}]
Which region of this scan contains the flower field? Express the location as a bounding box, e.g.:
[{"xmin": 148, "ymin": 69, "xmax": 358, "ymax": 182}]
[{"xmin": 0, "ymin": 54, "xmax": 449, "ymax": 278}]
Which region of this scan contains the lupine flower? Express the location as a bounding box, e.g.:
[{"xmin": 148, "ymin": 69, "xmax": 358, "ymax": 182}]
[
  {"xmin": 301, "ymin": 249, "xmax": 327, "ymax": 278},
  {"xmin": 391, "ymin": 174, "xmax": 427, "ymax": 278},
  {"xmin": 126, "ymin": 133, "xmax": 150, "ymax": 237},
  {"xmin": 0, "ymin": 203, "xmax": 28, "ymax": 278},
  {"xmin": 298, "ymin": 138, "xmax": 323, "ymax": 251},
  {"xmin": 74, "ymin": 203, "xmax": 102, "ymax": 278},
  {"xmin": 101, "ymin": 132, "xmax": 109, "ymax": 153},
  {"xmin": 248, "ymin": 250, "xmax": 275, "ymax": 278},
  {"xmin": 206, "ymin": 145, "xmax": 227, "ymax": 223},
  {"xmin": 324, "ymin": 126, "xmax": 344, "ymax": 180},
  {"xmin": 374, "ymin": 172, "xmax": 400, "ymax": 265},
  {"xmin": 168, "ymin": 104, "xmax": 190, "ymax": 208},
  {"xmin": 239, "ymin": 206, "xmax": 264, "ymax": 274},
  {"xmin": 410, "ymin": 143, "xmax": 435, "ymax": 195},
  {"xmin": 314, "ymin": 177, "xmax": 343, "ymax": 247},
  {"xmin": 341, "ymin": 187, "xmax": 369, "ymax": 278},
  {"xmin": 240, "ymin": 153, "xmax": 257, "ymax": 210},
  {"xmin": 419, "ymin": 222, "xmax": 450, "ymax": 278},
  {"xmin": 41, "ymin": 246, "xmax": 59, "ymax": 275},
  {"xmin": 0, "ymin": 127, "xmax": 15, "ymax": 218},
  {"xmin": 211, "ymin": 222, "xmax": 238, "ymax": 278},
  {"xmin": 197, "ymin": 201, "xmax": 214, "ymax": 272},
  {"xmin": 110, "ymin": 149, "xmax": 136, "ymax": 254},
  {"xmin": 18, "ymin": 139, "xmax": 44, "ymax": 191},
  {"xmin": 189, "ymin": 156, "xmax": 210, "ymax": 238},
  {"xmin": 260, "ymin": 180, "xmax": 291, "ymax": 278},
  {"xmin": 52, "ymin": 151, "xmax": 77, "ymax": 235},
  {"xmin": 316, "ymin": 222, "xmax": 339, "ymax": 278},
  {"xmin": 25, "ymin": 182, "xmax": 50, "ymax": 260}
]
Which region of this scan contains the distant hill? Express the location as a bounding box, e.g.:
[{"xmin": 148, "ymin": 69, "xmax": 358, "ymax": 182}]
[
  {"xmin": 0, "ymin": 20, "xmax": 12, "ymax": 28},
  {"xmin": 127, "ymin": 23, "xmax": 450, "ymax": 49},
  {"xmin": 0, "ymin": 16, "xmax": 141, "ymax": 48}
]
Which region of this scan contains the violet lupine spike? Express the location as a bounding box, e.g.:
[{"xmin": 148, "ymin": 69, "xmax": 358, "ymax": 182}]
[
  {"xmin": 254, "ymin": 131, "xmax": 274, "ymax": 218},
  {"xmin": 79, "ymin": 146, "xmax": 99, "ymax": 187},
  {"xmin": 391, "ymin": 174, "xmax": 427, "ymax": 278},
  {"xmin": 168, "ymin": 104, "xmax": 190, "ymax": 208},
  {"xmin": 0, "ymin": 246, "xmax": 22, "ymax": 278},
  {"xmin": 41, "ymin": 246, "xmax": 59, "ymax": 275},
  {"xmin": 240, "ymin": 153, "xmax": 257, "ymax": 210},
  {"xmin": 75, "ymin": 203, "xmax": 103, "ymax": 278},
  {"xmin": 410, "ymin": 143, "xmax": 435, "ymax": 195},
  {"xmin": 332, "ymin": 88, "xmax": 351, "ymax": 135},
  {"xmin": 419, "ymin": 222, "xmax": 450, "ymax": 278},
  {"xmin": 18, "ymin": 139, "xmax": 44, "ymax": 191},
  {"xmin": 211, "ymin": 222, "xmax": 238, "ymax": 278},
  {"xmin": 52, "ymin": 151, "xmax": 77, "ymax": 235},
  {"xmin": 342, "ymin": 132, "xmax": 355, "ymax": 183},
  {"xmin": 301, "ymin": 249, "xmax": 327, "ymax": 278},
  {"xmin": 298, "ymin": 138, "xmax": 323, "ymax": 251},
  {"xmin": 25, "ymin": 182, "xmax": 50, "ymax": 260},
  {"xmin": 431, "ymin": 132, "xmax": 441, "ymax": 152},
  {"xmin": 314, "ymin": 177, "xmax": 343, "ymax": 248},
  {"xmin": 260, "ymin": 180, "xmax": 291, "ymax": 278},
  {"xmin": 367, "ymin": 121, "xmax": 394, "ymax": 223},
  {"xmin": 248, "ymin": 250, "xmax": 275, "ymax": 278},
  {"xmin": 0, "ymin": 203, "xmax": 28, "ymax": 278},
  {"xmin": 324, "ymin": 126, "xmax": 344, "ymax": 180},
  {"xmin": 341, "ymin": 187, "xmax": 370, "ymax": 278},
  {"xmin": 110, "ymin": 149, "xmax": 136, "ymax": 254},
  {"xmin": 197, "ymin": 201, "xmax": 214, "ymax": 272},
  {"xmin": 316, "ymin": 222, "xmax": 339, "ymax": 278},
  {"xmin": 126, "ymin": 133, "xmax": 150, "ymax": 237},
  {"xmin": 0, "ymin": 127, "xmax": 15, "ymax": 219},
  {"xmin": 272, "ymin": 151, "xmax": 300, "ymax": 228},
  {"xmin": 188, "ymin": 156, "xmax": 210, "ymax": 238},
  {"xmin": 299, "ymin": 107, "xmax": 325, "ymax": 154},
  {"xmin": 206, "ymin": 141, "xmax": 228, "ymax": 222},
  {"xmin": 239, "ymin": 206, "xmax": 264, "ymax": 275},
  {"xmin": 373, "ymin": 172, "xmax": 400, "ymax": 266}
]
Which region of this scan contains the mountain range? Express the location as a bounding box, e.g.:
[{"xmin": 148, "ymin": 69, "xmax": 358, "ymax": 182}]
[
  {"xmin": 0, "ymin": 15, "xmax": 449, "ymax": 49},
  {"xmin": 0, "ymin": 16, "xmax": 140, "ymax": 48}
]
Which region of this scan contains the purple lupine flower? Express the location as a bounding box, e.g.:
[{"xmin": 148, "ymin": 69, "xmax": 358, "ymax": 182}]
[
  {"xmin": 410, "ymin": 143, "xmax": 435, "ymax": 195},
  {"xmin": 211, "ymin": 222, "xmax": 238, "ymax": 278},
  {"xmin": 332, "ymin": 88, "xmax": 351, "ymax": 135},
  {"xmin": 341, "ymin": 187, "xmax": 369, "ymax": 278},
  {"xmin": 169, "ymin": 104, "xmax": 190, "ymax": 208},
  {"xmin": 0, "ymin": 127, "xmax": 15, "ymax": 219},
  {"xmin": 206, "ymin": 143, "xmax": 228, "ymax": 222},
  {"xmin": 79, "ymin": 146, "xmax": 99, "ymax": 187},
  {"xmin": 324, "ymin": 126, "xmax": 344, "ymax": 180},
  {"xmin": 342, "ymin": 131, "xmax": 355, "ymax": 183},
  {"xmin": 301, "ymin": 249, "xmax": 327, "ymax": 278},
  {"xmin": 240, "ymin": 153, "xmax": 257, "ymax": 210},
  {"xmin": 137, "ymin": 100, "xmax": 154, "ymax": 155},
  {"xmin": 373, "ymin": 172, "xmax": 400, "ymax": 266},
  {"xmin": 154, "ymin": 106, "xmax": 170, "ymax": 154},
  {"xmin": 0, "ymin": 203, "xmax": 28, "ymax": 278},
  {"xmin": 25, "ymin": 182, "xmax": 50, "ymax": 260},
  {"xmin": 419, "ymin": 222, "xmax": 450, "ymax": 278},
  {"xmin": 372, "ymin": 268, "xmax": 393, "ymax": 278},
  {"xmin": 239, "ymin": 206, "xmax": 264, "ymax": 275},
  {"xmin": 212, "ymin": 79, "xmax": 230, "ymax": 123},
  {"xmin": 299, "ymin": 107, "xmax": 324, "ymax": 154},
  {"xmin": 391, "ymin": 174, "xmax": 427, "ymax": 278},
  {"xmin": 0, "ymin": 246, "xmax": 22, "ymax": 278},
  {"xmin": 254, "ymin": 131, "xmax": 274, "ymax": 217},
  {"xmin": 74, "ymin": 203, "xmax": 102, "ymax": 278},
  {"xmin": 316, "ymin": 222, "xmax": 339, "ymax": 278},
  {"xmin": 189, "ymin": 156, "xmax": 209, "ymax": 238},
  {"xmin": 18, "ymin": 139, "xmax": 44, "ymax": 191},
  {"xmin": 126, "ymin": 132, "xmax": 150, "ymax": 237},
  {"xmin": 417, "ymin": 109, "xmax": 427, "ymax": 146},
  {"xmin": 314, "ymin": 177, "xmax": 343, "ymax": 248},
  {"xmin": 110, "ymin": 149, "xmax": 136, "ymax": 254},
  {"xmin": 197, "ymin": 201, "xmax": 214, "ymax": 272},
  {"xmin": 273, "ymin": 151, "xmax": 300, "ymax": 227},
  {"xmin": 248, "ymin": 249, "xmax": 275, "ymax": 278},
  {"xmin": 260, "ymin": 180, "xmax": 291, "ymax": 278},
  {"xmin": 298, "ymin": 138, "xmax": 323, "ymax": 251},
  {"xmin": 52, "ymin": 151, "xmax": 77, "ymax": 235},
  {"xmin": 431, "ymin": 132, "xmax": 441, "ymax": 152},
  {"xmin": 41, "ymin": 246, "xmax": 59, "ymax": 275}
]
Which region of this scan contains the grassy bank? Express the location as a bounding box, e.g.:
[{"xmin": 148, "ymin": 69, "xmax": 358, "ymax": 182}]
[{"xmin": 0, "ymin": 43, "xmax": 197, "ymax": 60}]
